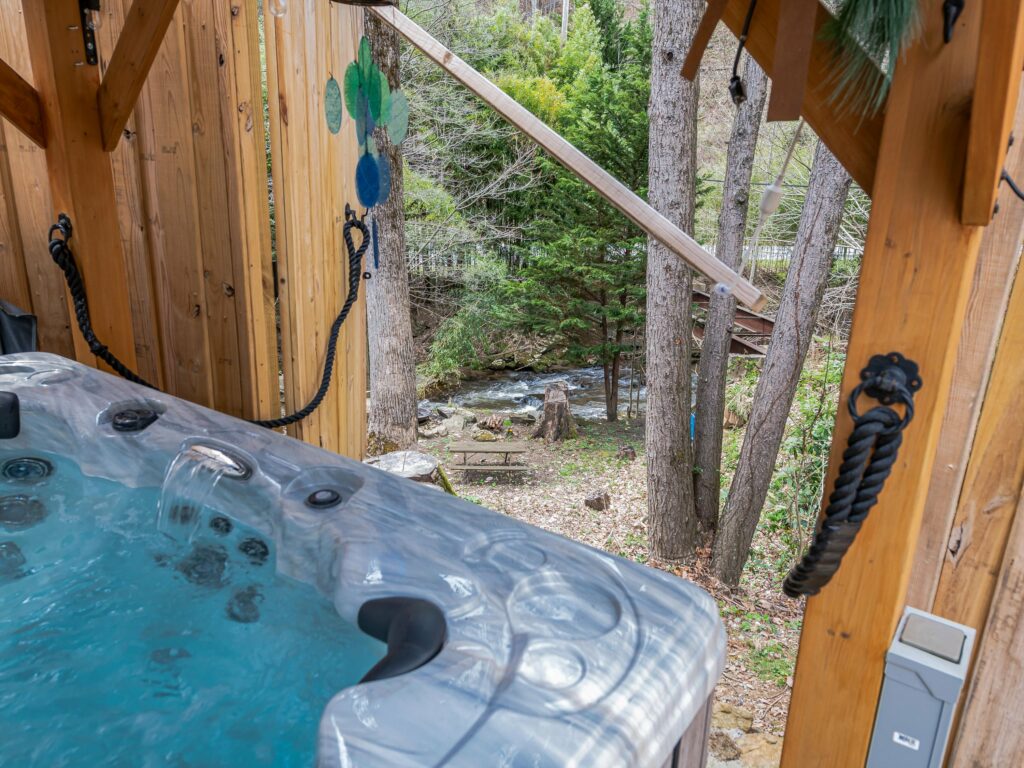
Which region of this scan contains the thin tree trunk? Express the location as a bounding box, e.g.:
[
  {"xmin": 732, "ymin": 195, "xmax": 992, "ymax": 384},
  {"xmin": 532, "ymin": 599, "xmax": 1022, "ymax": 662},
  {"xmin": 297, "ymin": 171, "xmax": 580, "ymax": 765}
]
[
  {"xmin": 693, "ymin": 58, "xmax": 768, "ymax": 546},
  {"xmin": 712, "ymin": 142, "xmax": 852, "ymax": 585},
  {"xmin": 365, "ymin": 13, "xmax": 417, "ymax": 455},
  {"xmin": 646, "ymin": 0, "xmax": 701, "ymax": 562}
]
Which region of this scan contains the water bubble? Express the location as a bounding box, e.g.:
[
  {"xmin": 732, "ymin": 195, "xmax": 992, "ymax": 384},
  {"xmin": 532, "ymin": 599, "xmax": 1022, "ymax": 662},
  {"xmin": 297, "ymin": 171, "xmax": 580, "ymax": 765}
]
[
  {"xmin": 713, "ymin": 282, "xmax": 732, "ymax": 298},
  {"xmin": 268, "ymin": 0, "xmax": 287, "ymax": 18}
]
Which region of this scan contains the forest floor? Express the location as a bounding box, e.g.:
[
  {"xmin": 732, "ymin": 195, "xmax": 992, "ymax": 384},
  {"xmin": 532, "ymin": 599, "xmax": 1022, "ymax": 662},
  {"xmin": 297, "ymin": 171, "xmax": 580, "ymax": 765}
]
[{"xmin": 419, "ymin": 415, "xmax": 805, "ymax": 751}]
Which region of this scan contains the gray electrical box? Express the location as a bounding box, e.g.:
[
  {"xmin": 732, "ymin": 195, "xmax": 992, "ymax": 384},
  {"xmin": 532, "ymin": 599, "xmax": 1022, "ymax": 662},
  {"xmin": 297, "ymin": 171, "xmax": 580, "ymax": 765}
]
[{"xmin": 867, "ymin": 607, "xmax": 975, "ymax": 768}]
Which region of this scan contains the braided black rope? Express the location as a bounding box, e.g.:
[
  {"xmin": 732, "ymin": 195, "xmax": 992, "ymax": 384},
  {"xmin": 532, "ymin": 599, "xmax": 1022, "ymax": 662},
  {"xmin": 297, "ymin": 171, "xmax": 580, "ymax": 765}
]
[
  {"xmin": 49, "ymin": 215, "xmax": 155, "ymax": 389},
  {"xmin": 783, "ymin": 364, "xmax": 917, "ymax": 598},
  {"xmin": 48, "ymin": 211, "xmax": 369, "ymax": 430}
]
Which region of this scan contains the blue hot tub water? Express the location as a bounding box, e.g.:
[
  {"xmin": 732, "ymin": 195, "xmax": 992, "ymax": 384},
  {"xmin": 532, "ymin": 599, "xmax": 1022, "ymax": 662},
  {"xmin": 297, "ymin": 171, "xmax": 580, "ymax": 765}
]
[{"xmin": 0, "ymin": 452, "xmax": 385, "ymax": 767}]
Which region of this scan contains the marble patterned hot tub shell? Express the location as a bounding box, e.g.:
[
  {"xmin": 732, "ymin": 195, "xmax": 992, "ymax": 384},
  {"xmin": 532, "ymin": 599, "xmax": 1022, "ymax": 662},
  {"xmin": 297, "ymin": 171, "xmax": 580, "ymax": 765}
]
[{"xmin": 0, "ymin": 354, "xmax": 724, "ymax": 767}]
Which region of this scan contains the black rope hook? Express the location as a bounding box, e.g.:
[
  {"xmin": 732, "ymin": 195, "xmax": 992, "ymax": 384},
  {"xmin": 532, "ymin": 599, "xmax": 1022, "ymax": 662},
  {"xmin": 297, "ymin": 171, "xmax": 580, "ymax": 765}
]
[
  {"xmin": 729, "ymin": 0, "xmax": 759, "ymax": 105},
  {"xmin": 783, "ymin": 352, "xmax": 921, "ymax": 598},
  {"xmin": 48, "ymin": 209, "xmax": 370, "ymax": 430}
]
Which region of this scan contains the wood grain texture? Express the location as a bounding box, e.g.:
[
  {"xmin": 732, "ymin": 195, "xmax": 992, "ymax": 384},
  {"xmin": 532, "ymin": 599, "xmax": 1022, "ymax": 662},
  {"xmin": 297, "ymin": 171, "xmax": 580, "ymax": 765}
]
[
  {"xmin": 680, "ymin": 0, "xmax": 726, "ymax": 81},
  {"xmin": 97, "ymin": 0, "xmax": 180, "ymax": 151},
  {"xmin": 907, "ymin": 84, "xmax": 1024, "ymax": 611},
  {"xmin": 766, "ymin": 0, "xmax": 817, "ymax": 121},
  {"xmin": 948, "ymin": 491, "xmax": 1024, "ymax": 766},
  {"xmin": 268, "ymin": 0, "xmax": 367, "ymax": 458},
  {"xmin": 371, "ymin": 4, "xmax": 766, "ymax": 312},
  {"xmin": 781, "ymin": 1, "xmax": 986, "ymax": 764},
  {"xmin": 0, "ymin": 55, "xmax": 44, "ymax": 148},
  {"xmin": 961, "ymin": 1, "xmax": 1024, "ymax": 225},
  {"xmin": 0, "ymin": 3, "xmax": 72, "ymax": 357},
  {"xmin": 22, "ymin": 0, "xmax": 138, "ymax": 370},
  {"xmin": 933, "ymin": 267, "xmax": 1024, "ymax": 632},
  {"xmin": 718, "ymin": 0, "xmax": 883, "ymax": 194}
]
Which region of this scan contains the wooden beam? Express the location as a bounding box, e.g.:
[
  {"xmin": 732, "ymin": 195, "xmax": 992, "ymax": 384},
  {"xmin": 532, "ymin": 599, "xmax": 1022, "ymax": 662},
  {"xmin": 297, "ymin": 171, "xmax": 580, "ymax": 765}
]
[
  {"xmin": 680, "ymin": 0, "xmax": 726, "ymax": 81},
  {"xmin": 781, "ymin": 1, "xmax": 985, "ymax": 765},
  {"xmin": 369, "ymin": 4, "xmax": 767, "ymax": 312},
  {"xmin": 766, "ymin": 0, "xmax": 818, "ymax": 121},
  {"xmin": 961, "ymin": 1, "xmax": 1024, "ymax": 225},
  {"xmin": 948, "ymin": 491, "xmax": 1024, "ymax": 766},
  {"xmin": 717, "ymin": 0, "xmax": 883, "ymax": 194},
  {"xmin": 932, "ymin": 267, "xmax": 1024, "ymax": 632},
  {"xmin": 22, "ymin": 0, "xmax": 138, "ymax": 371},
  {"xmin": 907, "ymin": 84, "xmax": 1024, "ymax": 611},
  {"xmin": 97, "ymin": 0, "xmax": 181, "ymax": 152},
  {"xmin": 0, "ymin": 56, "xmax": 45, "ymax": 148}
]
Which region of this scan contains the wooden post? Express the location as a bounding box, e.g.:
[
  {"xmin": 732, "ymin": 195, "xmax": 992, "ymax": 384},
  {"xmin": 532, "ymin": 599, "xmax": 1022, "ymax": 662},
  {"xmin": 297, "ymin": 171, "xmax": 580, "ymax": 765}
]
[
  {"xmin": 781, "ymin": 1, "xmax": 986, "ymax": 765},
  {"xmin": 907, "ymin": 84, "xmax": 1024, "ymax": 610},
  {"xmin": 21, "ymin": 0, "xmax": 137, "ymax": 370}
]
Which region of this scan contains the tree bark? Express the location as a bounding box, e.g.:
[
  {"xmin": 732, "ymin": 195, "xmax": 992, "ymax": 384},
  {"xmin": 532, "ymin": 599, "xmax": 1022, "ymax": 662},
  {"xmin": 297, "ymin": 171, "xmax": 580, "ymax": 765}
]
[
  {"xmin": 645, "ymin": 0, "xmax": 702, "ymax": 562},
  {"xmin": 693, "ymin": 58, "xmax": 768, "ymax": 545},
  {"xmin": 712, "ymin": 142, "xmax": 852, "ymax": 585},
  {"xmin": 532, "ymin": 381, "xmax": 578, "ymax": 441},
  {"xmin": 365, "ymin": 13, "xmax": 418, "ymax": 455}
]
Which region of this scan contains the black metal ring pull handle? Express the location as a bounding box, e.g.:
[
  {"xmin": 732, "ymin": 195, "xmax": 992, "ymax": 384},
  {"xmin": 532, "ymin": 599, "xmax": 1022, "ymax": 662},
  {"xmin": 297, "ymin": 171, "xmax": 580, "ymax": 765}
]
[{"xmin": 783, "ymin": 352, "xmax": 921, "ymax": 598}]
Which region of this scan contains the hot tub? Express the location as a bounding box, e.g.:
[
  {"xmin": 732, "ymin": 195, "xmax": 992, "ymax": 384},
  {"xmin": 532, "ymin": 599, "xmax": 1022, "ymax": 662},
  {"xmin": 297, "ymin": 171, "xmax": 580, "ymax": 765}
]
[{"xmin": 0, "ymin": 353, "xmax": 723, "ymax": 767}]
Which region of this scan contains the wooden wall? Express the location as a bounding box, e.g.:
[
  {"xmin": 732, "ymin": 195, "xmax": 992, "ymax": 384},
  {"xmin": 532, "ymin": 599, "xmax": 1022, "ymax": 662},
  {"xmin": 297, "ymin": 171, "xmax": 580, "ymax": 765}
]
[{"xmin": 0, "ymin": 0, "xmax": 366, "ymax": 458}]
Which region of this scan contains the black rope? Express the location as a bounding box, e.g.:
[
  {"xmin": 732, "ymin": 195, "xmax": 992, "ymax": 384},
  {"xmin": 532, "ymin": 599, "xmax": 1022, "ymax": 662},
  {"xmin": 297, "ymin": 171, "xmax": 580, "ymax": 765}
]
[
  {"xmin": 783, "ymin": 357, "xmax": 918, "ymax": 598},
  {"xmin": 49, "ymin": 215, "xmax": 154, "ymax": 388},
  {"xmin": 728, "ymin": 0, "xmax": 758, "ymax": 105},
  {"xmin": 48, "ymin": 210, "xmax": 369, "ymax": 430}
]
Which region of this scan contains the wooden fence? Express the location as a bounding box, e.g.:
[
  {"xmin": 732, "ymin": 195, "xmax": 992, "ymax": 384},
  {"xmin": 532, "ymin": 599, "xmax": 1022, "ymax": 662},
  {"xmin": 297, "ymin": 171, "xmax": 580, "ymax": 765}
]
[{"xmin": 0, "ymin": 0, "xmax": 366, "ymax": 458}]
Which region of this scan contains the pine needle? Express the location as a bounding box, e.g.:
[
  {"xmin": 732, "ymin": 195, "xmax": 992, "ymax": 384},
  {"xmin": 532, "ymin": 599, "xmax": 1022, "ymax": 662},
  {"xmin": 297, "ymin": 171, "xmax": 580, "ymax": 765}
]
[{"xmin": 823, "ymin": 0, "xmax": 919, "ymax": 116}]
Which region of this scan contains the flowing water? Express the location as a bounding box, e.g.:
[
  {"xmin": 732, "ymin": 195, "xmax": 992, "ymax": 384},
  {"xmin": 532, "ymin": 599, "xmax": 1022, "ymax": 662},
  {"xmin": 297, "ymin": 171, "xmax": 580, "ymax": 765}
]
[
  {"xmin": 425, "ymin": 366, "xmax": 648, "ymax": 421},
  {"xmin": 0, "ymin": 452, "xmax": 384, "ymax": 767}
]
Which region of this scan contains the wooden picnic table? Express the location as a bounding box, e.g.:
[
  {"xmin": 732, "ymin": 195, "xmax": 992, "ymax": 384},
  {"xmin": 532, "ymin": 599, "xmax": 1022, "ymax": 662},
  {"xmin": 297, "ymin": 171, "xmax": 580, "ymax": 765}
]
[{"xmin": 448, "ymin": 441, "xmax": 529, "ymax": 472}]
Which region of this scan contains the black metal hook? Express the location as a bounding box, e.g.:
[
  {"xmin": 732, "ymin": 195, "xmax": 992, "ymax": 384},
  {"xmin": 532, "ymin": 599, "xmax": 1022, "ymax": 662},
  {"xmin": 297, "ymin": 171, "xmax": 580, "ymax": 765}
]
[{"xmin": 943, "ymin": 0, "xmax": 964, "ymax": 44}]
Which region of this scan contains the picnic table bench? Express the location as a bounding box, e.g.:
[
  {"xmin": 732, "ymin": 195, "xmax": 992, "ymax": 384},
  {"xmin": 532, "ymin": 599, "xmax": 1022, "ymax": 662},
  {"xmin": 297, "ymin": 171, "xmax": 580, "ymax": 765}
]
[{"xmin": 448, "ymin": 441, "xmax": 529, "ymax": 473}]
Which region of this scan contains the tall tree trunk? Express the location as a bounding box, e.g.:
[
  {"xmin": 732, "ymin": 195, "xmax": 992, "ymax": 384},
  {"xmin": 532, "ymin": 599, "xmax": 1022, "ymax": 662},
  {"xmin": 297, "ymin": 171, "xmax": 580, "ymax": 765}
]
[
  {"xmin": 604, "ymin": 351, "xmax": 621, "ymax": 421},
  {"xmin": 365, "ymin": 13, "xmax": 418, "ymax": 455},
  {"xmin": 693, "ymin": 58, "xmax": 768, "ymax": 546},
  {"xmin": 645, "ymin": 0, "xmax": 701, "ymax": 562},
  {"xmin": 712, "ymin": 142, "xmax": 852, "ymax": 585}
]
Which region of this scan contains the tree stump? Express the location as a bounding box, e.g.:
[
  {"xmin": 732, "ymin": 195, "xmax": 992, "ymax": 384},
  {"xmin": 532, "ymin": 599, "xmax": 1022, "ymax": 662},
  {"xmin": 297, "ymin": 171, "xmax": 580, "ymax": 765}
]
[{"xmin": 531, "ymin": 381, "xmax": 577, "ymax": 442}]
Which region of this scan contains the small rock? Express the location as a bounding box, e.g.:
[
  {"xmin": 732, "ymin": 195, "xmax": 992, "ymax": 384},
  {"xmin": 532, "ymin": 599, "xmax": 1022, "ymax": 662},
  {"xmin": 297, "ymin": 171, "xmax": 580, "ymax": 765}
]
[
  {"xmin": 616, "ymin": 445, "xmax": 637, "ymax": 462},
  {"xmin": 441, "ymin": 414, "xmax": 466, "ymax": 434},
  {"xmin": 418, "ymin": 423, "xmax": 448, "ymax": 439},
  {"xmin": 712, "ymin": 703, "xmax": 755, "ymax": 733},
  {"xmin": 416, "ymin": 404, "xmax": 432, "ymax": 424},
  {"xmin": 473, "ymin": 429, "xmax": 498, "ymax": 442},
  {"xmin": 509, "ymin": 412, "xmax": 537, "ymax": 425},
  {"xmin": 736, "ymin": 732, "xmax": 782, "ymax": 768},
  {"xmin": 584, "ymin": 490, "xmax": 611, "ymax": 511},
  {"xmin": 709, "ymin": 731, "xmax": 742, "ymax": 761}
]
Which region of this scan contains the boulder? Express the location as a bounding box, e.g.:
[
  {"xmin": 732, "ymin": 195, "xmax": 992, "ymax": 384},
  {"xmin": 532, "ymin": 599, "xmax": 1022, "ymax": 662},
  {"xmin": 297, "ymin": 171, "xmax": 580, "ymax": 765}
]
[
  {"xmin": 712, "ymin": 703, "xmax": 755, "ymax": 733},
  {"xmin": 418, "ymin": 423, "xmax": 448, "ymax": 439},
  {"xmin": 584, "ymin": 490, "xmax": 611, "ymax": 511},
  {"xmin": 473, "ymin": 429, "xmax": 498, "ymax": 442},
  {"xmin": 416, "ymin": 404, "xmax": 432, "ymax": 424},
  {"xmin": 442, "ymin": 414, "xmax": 467, "ymax": 434},
  {"xmin": 364, "ymin": 450, "xmax": 455, "ymax": 495},
  {"xmin": 509, "ymin": 412, "xmax": 538, "ymax": 425},
  {"xmin": 735, "ymin": 732, "xmax": 782, "ymax": 768}
]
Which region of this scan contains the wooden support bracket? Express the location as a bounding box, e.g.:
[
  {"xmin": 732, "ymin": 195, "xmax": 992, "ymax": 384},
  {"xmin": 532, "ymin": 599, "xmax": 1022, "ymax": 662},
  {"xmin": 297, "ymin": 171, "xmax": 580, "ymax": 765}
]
[
  {"xmin": 961, "ymin": 1, "xmax": 1024, "ymax": 225},
  {"xmin": 0, "ymin": 56, "xmax": 46, "ymax": 148},
  {"xmin": 767, "ymin": 0, "xmax": 818, "ymax": 121},
  {"xmin": 369, "ymin": 4, "xmax": 766, "ymax": 311},
  {"xmin": 680, "ymin": 0, "xmax": 727, "ymax": 81},
  {"xmin": 98, "ymin": 0, "xmax": 181, "ymax": 152}
]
